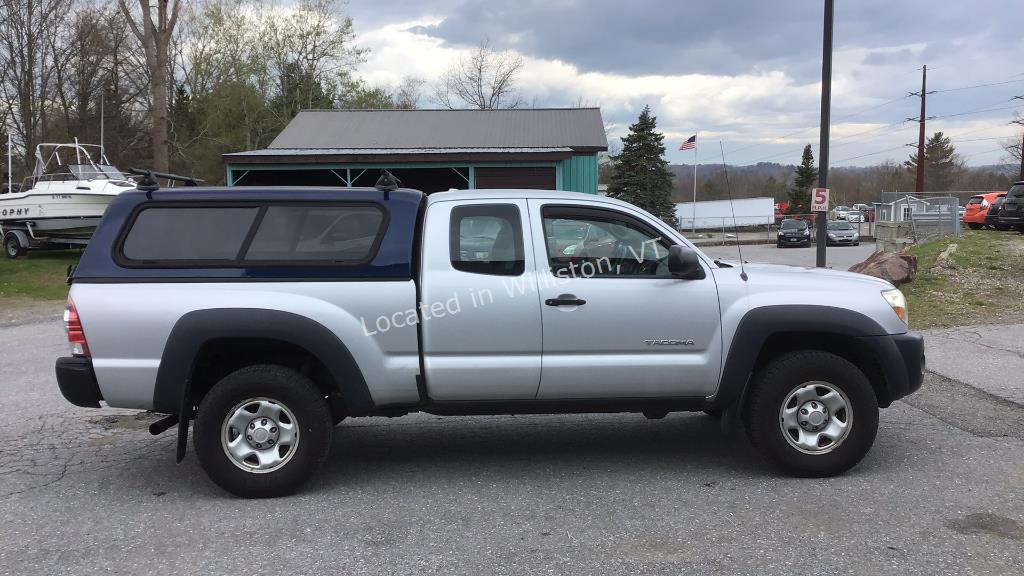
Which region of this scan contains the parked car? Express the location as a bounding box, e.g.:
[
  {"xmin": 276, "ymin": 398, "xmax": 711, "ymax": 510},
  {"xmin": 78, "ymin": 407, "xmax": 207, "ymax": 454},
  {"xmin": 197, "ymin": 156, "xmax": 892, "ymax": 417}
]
[
  {"xmin": 56, "ymin": 183, "xmax": 923, "ymax": 497},
  {"xmin": 776, "ymin": 218, "xmax": 812, "ymax": 247},
  {"xmin": 832, "ymin": 205, "xmax": 851, "ymax": 220},
  {"xmin": 984, "ymin": 196, "xmax": 1010, "ymax": 230},
  {"xmin": 997, "ymin": 181, "xmax": 1024, "ymax": 232},
  {"xmin": 962, "ymin": 192, "xmax": 1004, "ymax": 230},
  {"xmin": 826, "ymin": 220, "xmax": 860, "ymax": 246},
  {"xmin": 847, "ymin": 204, "xmax": 869, "ymax": 223}
]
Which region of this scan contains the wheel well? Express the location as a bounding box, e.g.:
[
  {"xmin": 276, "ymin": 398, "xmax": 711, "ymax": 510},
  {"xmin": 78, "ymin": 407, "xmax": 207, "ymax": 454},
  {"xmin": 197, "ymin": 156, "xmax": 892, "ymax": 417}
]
[
  {"xmin": 750, "ymin": 332, "xmax": 890, "ymax": 406},
  {"xmin": 188, "ymin": 338, "xmax": 347, "ymax": 421}
]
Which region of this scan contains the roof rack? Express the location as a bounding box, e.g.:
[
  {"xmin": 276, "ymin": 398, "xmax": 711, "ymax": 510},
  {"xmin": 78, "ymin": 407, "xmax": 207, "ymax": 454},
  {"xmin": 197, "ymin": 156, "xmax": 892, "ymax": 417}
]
[{"xmin": 128, "ymin": 168, "xmax": 204, "ymax": 192}]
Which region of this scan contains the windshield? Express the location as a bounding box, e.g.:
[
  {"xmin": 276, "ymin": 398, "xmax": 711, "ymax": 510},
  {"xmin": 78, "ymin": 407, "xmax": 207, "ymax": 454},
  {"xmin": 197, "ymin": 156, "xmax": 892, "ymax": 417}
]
[
  {"xmin": 828, "ymin": 221, "xmax": 853, "ymax": 230},
  {"xmin": 780, "ymin": 220, "xmax": 806, "ymax": 230}
]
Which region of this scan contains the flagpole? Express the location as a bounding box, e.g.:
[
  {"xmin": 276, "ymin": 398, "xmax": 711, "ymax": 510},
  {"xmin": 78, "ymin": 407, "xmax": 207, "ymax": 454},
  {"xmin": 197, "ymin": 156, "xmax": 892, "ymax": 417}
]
[{"xmin": 692, "ymin": 130, "xmax": 698, "ymax": 233}]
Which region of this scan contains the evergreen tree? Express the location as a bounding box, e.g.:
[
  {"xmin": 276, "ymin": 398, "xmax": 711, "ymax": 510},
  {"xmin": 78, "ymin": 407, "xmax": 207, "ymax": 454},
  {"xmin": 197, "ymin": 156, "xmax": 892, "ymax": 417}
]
[
  {"xmin": 788, "ymin": 144, "xmax": 817, "ymax": 213},
  {"xmin": 607, "ymin": 106, "xmax": 679, "ymax": 227},
  {"xmin": 904, "ymin": 131, "xmax": 963, "ymax": 191}
]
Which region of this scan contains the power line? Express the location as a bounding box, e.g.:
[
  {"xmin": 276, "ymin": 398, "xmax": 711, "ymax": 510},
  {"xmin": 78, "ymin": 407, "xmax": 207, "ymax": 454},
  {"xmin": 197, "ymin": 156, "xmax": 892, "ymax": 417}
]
[
  {"xmin": 932, "ymin": 76, "xmax": 1024, "ymax": 94},
  {"xmin": 832, "ymin": 143, "xmax": 911, "ymax": 164}
]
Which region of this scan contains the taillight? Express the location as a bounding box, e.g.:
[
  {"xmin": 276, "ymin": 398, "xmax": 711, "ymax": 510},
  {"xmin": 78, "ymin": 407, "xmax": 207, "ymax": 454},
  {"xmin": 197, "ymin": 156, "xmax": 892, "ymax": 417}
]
[
  {"xmin": 981, "ymin": 199, "xmax": 989, "ymax": 208},
  {"xmin": 64, "ymin": 297, "xmax": 90, "ymax": 357}
]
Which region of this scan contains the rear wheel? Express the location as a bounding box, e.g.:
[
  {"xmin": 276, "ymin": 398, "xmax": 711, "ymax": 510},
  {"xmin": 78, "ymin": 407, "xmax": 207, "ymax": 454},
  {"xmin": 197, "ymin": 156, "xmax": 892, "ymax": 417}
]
[
  {"xmin": 743, "ymin": 351, "xmax": 878, "ymax": 477},
  {"xmin": 193, "ymin": 364, "xmax": 333, "ymax": 498},
  {"xmin": 4, "ymin": 233, "xmax": 26, "ymax": 259},
  {"xmin": 967, "ymin": 223, "xmax": 982, "ymax": 230}
]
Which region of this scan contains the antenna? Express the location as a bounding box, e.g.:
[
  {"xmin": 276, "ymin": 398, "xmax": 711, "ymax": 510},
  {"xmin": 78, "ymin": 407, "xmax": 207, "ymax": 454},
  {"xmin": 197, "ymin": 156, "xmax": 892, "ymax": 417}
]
[
  {"xmin": 719, "ymin": 141, "xmax": 748, "ymax": 281},
  {"xmin": 99, "ymin": 93, "xmax": 105, "ymax": 159}
]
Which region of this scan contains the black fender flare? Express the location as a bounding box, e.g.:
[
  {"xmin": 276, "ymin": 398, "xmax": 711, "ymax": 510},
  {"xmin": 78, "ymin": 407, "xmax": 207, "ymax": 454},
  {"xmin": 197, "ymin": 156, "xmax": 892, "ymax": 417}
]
[
  {"xmin": 152, "ymin": 308, "xmax": 374, "ymax": 415},
  {"xmin": 712, "ymin": 305, "xmax": 907, "ymax": 408}
]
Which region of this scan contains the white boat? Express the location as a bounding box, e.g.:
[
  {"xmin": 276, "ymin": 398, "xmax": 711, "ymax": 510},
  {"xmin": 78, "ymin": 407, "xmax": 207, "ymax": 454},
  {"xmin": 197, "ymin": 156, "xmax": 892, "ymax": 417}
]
[{"xmin": 1, "ymin": 143, "xmax": 135, "ymax": 256}]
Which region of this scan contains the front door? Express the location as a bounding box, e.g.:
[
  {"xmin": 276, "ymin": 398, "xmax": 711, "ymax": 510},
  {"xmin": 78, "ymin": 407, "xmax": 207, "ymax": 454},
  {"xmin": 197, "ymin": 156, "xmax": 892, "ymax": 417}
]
[{"xmin": 528, "ymin": 200, "xmax": 723, "ymax": 399}]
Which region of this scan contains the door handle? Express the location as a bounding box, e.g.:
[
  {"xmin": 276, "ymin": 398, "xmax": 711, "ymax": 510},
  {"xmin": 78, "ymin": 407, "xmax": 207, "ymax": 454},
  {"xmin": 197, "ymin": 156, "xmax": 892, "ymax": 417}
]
[{"xmin": 545, "ymin": 294, "xmax": 586, "ymax": 307}]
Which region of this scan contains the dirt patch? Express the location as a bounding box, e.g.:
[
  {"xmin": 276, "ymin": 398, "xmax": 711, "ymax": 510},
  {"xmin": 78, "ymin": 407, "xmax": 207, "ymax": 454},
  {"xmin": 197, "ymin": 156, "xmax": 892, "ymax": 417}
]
[{"xmin": 945, "ymin": 513, "xmax": 1024, "ymax": 540}]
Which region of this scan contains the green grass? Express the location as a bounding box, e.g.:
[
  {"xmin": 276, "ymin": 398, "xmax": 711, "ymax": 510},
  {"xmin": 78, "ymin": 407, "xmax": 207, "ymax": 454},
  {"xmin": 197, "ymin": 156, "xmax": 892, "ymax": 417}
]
[
  {"xmin": 0, "ymin": 250, "xmax": 82, "ymax": 300},
  {"xmin": 903, "ymin": 230, "xmax": 1024, "ymax": 329}
]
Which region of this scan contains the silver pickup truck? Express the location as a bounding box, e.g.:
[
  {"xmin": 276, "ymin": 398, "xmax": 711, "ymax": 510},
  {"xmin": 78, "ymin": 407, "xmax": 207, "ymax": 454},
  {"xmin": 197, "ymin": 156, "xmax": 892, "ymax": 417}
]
[{"xmin": 56, "ymin": 184, "xmax": 924, "ymax": 497}]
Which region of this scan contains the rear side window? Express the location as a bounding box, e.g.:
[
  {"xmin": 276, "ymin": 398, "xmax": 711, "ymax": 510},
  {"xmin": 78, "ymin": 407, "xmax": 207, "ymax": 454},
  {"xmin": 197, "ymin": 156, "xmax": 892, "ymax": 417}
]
[
  {"xmin": 449, "ymin": 204, "xmax": 524, "ymax": 276},
  {"xmin": 121, "ymin": 207, "xmax": 259, "ymax": 261},
  {"xmin": 245, "ymin": 206, "xmax": 384, "ymax": 262},
  {"xmin": 119, "ymin": 203, "xmax": 386, "ymax": 266}
]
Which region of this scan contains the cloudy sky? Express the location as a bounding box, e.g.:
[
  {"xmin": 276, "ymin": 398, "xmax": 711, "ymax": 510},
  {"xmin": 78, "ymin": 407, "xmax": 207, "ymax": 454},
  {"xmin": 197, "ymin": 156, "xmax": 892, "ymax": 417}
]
[{"xmin": 346, "ymin": 0, "xmax": 1023, "ymax": 167}]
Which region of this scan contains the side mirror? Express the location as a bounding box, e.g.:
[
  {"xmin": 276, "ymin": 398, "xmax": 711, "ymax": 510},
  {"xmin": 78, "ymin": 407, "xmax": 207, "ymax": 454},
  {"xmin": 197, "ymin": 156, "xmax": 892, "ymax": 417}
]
[{"xmin": 667, "ymin": 245, "xmax": 705, "ymax": 279}]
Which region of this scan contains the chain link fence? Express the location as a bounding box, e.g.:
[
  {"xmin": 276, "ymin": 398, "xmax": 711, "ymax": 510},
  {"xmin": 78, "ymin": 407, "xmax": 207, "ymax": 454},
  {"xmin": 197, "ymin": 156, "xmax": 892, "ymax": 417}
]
[{"xmin": 875, "ymin": 193, "xmax": 961, "ymax": 242}]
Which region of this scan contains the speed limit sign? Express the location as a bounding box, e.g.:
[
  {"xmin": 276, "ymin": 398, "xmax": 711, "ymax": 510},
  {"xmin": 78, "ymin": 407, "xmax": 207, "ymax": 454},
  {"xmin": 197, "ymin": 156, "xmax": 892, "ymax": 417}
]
[{"xmin": 811, "ymin": 188, "xmax": 830, "ymax": 212}]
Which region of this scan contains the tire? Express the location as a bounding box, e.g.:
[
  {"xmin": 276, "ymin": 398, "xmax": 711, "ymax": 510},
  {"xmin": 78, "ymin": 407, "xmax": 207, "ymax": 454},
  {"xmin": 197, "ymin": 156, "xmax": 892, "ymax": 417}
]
[
  {"xmin": 967, "ymin": 223, "xmax": 982, "ymax": 230},
  {"xmin": 4, "ymin": 233, "xmax": 26, "ymax": 259},
  {"xmin": 193, "ymin": 364, "xmax": 333, "ymax": 498},
  {"xmin": 743, "ymin": 350, "xmax": 878, "ymax": 477},
  {"xmin": 854, "ymin": 242, "xmax": 860, "ymax": 246},
  {"xmin": 702, "ymin": 408, "xmax": 723, "ymax": 419}
]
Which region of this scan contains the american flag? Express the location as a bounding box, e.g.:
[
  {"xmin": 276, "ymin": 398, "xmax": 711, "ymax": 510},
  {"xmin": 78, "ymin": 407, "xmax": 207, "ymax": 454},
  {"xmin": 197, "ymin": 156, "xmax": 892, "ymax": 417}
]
[{"xmin": 679, "ymin": 135, "xmax": 696, "ymax": 150}]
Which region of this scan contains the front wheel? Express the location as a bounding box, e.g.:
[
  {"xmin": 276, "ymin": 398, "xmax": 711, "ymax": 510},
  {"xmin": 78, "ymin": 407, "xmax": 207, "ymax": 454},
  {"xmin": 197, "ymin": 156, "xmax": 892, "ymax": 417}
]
[
  {"xmin": 743, "ymin": 351, "xmax": 878, "ymax": 477},
  {"xmin": 193, "ymin": 365, "xmax": 333, "ymax": 498}
]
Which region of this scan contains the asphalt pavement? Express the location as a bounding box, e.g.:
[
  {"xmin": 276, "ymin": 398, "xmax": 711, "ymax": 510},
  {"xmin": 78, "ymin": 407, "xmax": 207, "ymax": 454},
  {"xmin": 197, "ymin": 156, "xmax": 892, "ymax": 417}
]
[
  {"xmin": 700, "ymin": 241, "xmax": 875, "ymax": 271},
  {"xmin": 1, "ymin": 316, "xmax": 1023, "ymax": 575}
]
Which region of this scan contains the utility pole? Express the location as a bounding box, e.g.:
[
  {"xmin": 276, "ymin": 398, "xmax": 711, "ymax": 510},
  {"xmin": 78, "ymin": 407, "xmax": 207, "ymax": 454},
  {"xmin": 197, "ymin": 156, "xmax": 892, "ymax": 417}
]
[
  {"xmin": 908, "ymin": 65, "xmax": 934, "ymax": 193},
  {"xmin": 815, "ymin": 0, "xmax": 833, "ymax": 268},
  {"xmin": 1012, "ymin": 97, "xmax": 1024, "ymax": 181}
]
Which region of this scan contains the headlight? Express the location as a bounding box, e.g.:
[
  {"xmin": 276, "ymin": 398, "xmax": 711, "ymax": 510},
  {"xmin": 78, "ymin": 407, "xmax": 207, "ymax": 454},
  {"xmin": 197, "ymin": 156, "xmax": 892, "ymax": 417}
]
[
  {"xmin": 852, "ymin": 233, "xmax": 859, "ymax": 240},
  {"xmin": 827, "ymin": 233, "xmax": 836, "ymax": 239},
  {"xmin": 777, "ymin": 230, "xmax": 784, "ymax": 236},
  {"xmin": 803, "ymin": 229, "xmax": 810, "ymax": 236},
  {"xmin": 882, "ymin": 289, "xmax": 908, "ymax": 326}
]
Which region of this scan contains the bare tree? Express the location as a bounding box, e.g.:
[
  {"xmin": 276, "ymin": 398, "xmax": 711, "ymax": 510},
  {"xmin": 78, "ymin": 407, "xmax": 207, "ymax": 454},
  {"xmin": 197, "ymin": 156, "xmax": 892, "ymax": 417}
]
[
  {"xmin": 118, "ymin": 0, "xmax": 184, "ymax": 172},
  {"xmin": 433, "ymin": 40, "xmax": 524, "ymax": 110},
  {"xmin": 393, "ymin": 76, "xmax": 425, "ymax": 109},
  {"xmin": 0, "ymin": 0, "xmax": 71, "ymax": 173}
]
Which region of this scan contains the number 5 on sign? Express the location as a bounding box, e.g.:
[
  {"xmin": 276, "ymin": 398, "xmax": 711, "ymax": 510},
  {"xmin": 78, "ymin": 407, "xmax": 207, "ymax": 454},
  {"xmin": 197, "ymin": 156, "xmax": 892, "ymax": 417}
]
[{"xmin": 811, "ymin": 188, "xmax": 830, "ymax": 212}]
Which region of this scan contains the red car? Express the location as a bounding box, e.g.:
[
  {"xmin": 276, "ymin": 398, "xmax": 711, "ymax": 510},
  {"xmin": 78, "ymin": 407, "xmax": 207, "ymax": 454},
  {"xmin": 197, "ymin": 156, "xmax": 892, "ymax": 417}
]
[{"xmin": 963, "ymin": 192, "xmax": 1004, "ymax": 230}]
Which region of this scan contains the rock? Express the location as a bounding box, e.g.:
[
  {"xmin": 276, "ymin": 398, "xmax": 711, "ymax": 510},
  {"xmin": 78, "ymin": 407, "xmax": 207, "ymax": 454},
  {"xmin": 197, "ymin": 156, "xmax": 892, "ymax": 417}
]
[
  {"xmin": 849, "ymin": 250, "xmax": 918, "ymax": 286},
  {"xmin": 936, "ymin": 243, "xmax": 958, "ymax": 269}
]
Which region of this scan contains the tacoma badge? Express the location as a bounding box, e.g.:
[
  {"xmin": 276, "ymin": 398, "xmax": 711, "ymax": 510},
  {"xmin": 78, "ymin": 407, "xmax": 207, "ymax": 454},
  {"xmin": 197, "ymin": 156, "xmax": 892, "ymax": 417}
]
[{"xmin": 643, "ymin": 339, "xmax": 695, "ymax": 346}]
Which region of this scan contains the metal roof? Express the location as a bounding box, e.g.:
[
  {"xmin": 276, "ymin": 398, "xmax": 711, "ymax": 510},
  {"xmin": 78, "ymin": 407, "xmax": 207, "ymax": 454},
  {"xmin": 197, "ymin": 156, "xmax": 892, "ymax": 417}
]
[
  {"xmin": 224, "ymin": 147, "xmax": 574, "ymax": 157},
  {"xmin": 265, "ymin": 108, "xmax": 608, "ymax": 151}
]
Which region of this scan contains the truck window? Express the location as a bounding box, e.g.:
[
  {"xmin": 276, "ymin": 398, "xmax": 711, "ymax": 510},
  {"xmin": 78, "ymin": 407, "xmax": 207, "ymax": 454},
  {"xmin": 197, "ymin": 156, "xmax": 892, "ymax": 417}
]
[
  {"xmin": 121, "ymin": 207, "xmax": 259, "ymax": 262},
  {"xmin": 449, "ymin": 204, "xmax": 524, "ymax": 276},
  {"xmin": 244, "ymin": 205, "xmax": 385, "ymax": 263},
  {"xmin": 542, "ymin": 207, "xmax": 672, "ymax": 277}
]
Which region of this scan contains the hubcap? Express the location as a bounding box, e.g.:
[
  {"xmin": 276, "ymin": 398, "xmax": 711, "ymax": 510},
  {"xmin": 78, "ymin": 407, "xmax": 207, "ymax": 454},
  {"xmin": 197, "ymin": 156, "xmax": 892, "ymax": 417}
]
[
  {"xmin": 779, "ymin": 382, "xmax": 852, "ymax": 454},
  {"xmin": 221, "ymin": 398, "xmax": 299, "ymax": 473},
  {"xmin": 6, "ymin": 239, "xmax": 17, "ymax": 256}
]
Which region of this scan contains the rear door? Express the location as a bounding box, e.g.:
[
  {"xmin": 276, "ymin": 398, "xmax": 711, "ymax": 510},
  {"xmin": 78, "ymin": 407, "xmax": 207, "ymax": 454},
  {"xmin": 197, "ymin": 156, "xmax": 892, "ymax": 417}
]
[
  {"xmin": 419, "ymin": 199, "xmax": 543, "ymax": 400},
  {"xmin": 527, "ymin": 200, "xmax": 723, "ymax": 399}
]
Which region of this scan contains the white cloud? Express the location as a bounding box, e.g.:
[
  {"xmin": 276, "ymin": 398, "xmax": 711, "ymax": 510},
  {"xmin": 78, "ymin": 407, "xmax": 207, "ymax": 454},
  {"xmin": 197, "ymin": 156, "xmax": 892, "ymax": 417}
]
[{"xmin": 353, "ymin": 17, "xmax": 1023, "ymax": 168}]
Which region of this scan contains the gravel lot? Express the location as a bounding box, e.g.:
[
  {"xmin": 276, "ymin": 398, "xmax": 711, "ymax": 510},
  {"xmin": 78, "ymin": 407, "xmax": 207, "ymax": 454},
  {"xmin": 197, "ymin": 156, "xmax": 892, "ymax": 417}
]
[{"xmin": 1, "ymin": 318, "xmax": 1023, "ymax": 575}]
